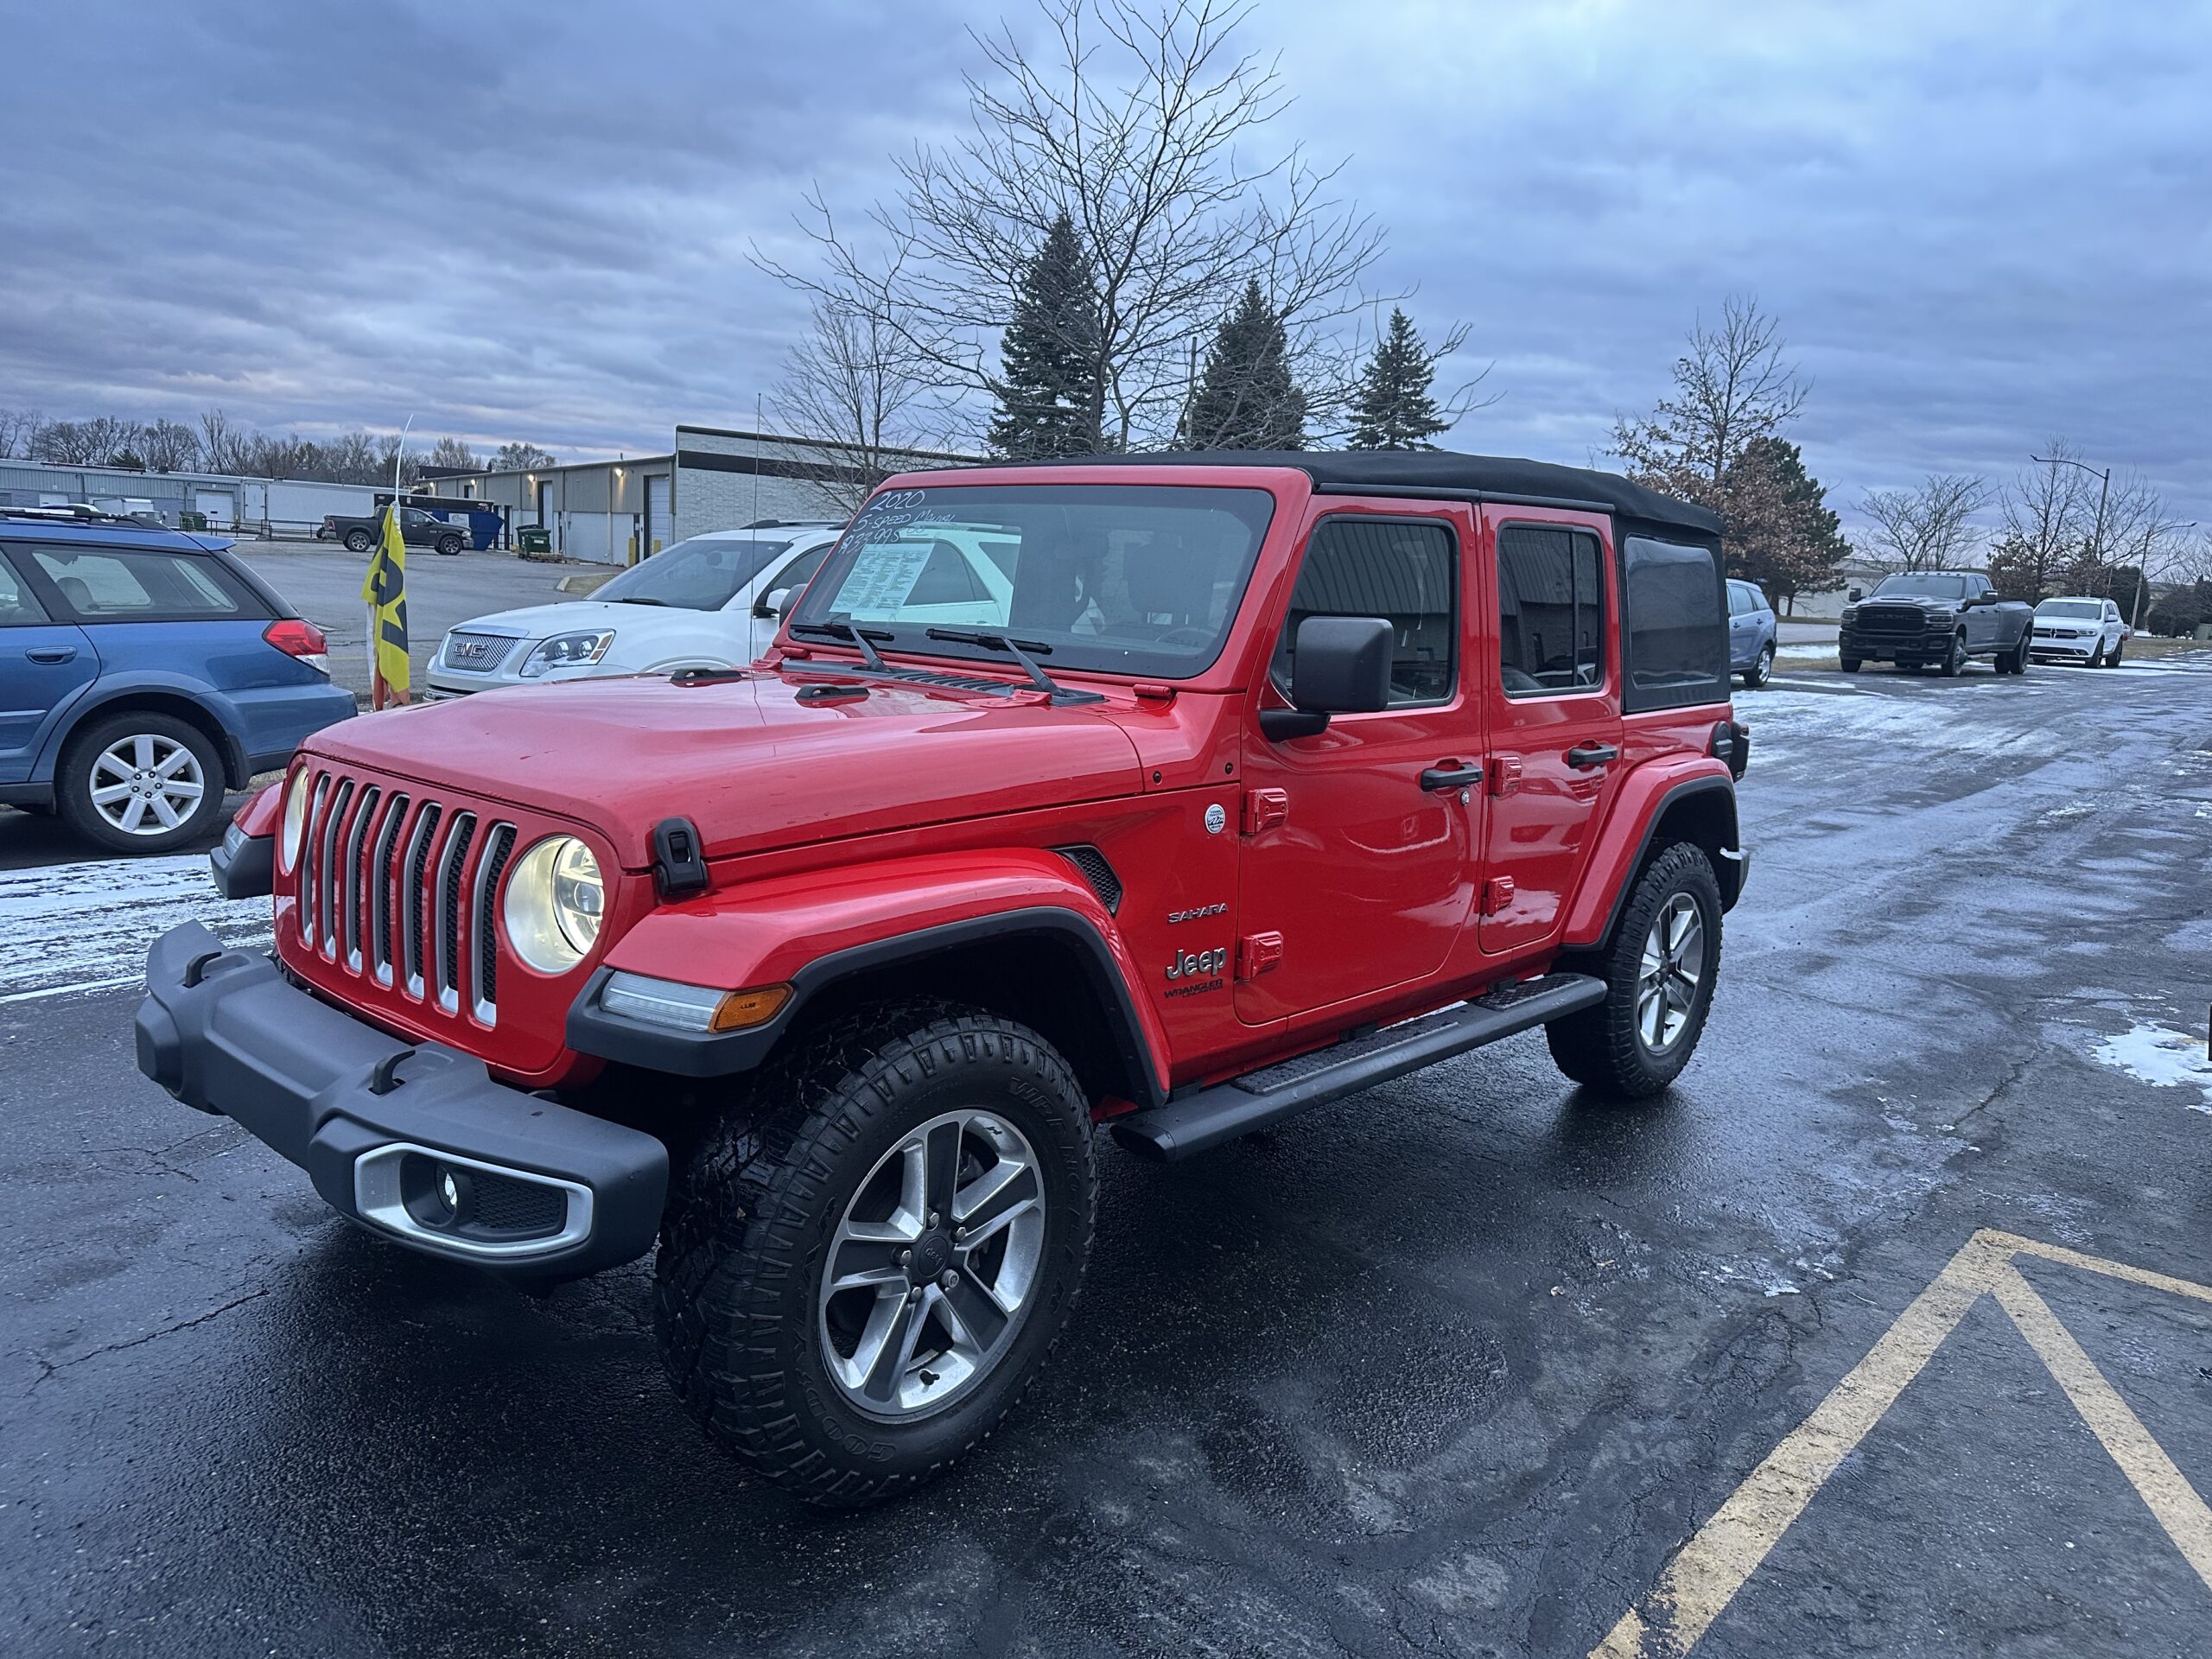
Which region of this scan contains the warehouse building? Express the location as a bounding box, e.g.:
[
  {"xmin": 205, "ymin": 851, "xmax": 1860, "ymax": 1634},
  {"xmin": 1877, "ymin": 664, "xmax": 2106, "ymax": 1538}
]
[
  {"xmin": 434, "ymin": 426, "xmax": 971, "ymax": 564},
  {"xmin": 0, "ymin": 459, "xmax": 382, "ymax": 536}
]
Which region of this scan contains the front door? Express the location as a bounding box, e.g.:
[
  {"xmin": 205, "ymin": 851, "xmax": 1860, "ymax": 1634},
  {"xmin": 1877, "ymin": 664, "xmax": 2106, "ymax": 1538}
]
[
  {"xmin": 1236, "ymin": 507, "xmax": 1480, "ymax": 1024},
  {"xmin": 0, "ymin": 550, "xmax": 97, "ymax": 785},
  {"xmin": 1478, "ymin": 514, "xmax": 1624, "ymax": 954}
]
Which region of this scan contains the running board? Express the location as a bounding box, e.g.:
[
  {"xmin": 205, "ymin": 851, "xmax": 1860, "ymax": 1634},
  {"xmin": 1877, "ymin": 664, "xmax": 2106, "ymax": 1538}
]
[{"xmin": 1111, "ymin": 973, "xmax": 1606, "ymax": 1163}]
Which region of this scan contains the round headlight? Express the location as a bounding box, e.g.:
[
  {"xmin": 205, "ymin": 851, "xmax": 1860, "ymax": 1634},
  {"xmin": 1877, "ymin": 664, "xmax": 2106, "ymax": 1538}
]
[
  {"xmin": 279, "ymin": 766, "xmax": 312, "ymax": 871},
  {"xmin": 503, "ymin": 836, "xmax": 604, "ymax": 973}
]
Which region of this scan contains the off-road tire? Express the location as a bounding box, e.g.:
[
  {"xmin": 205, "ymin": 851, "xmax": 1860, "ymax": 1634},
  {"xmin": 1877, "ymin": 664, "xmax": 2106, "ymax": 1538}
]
[
  {"xmin": 434, "ymin": 533, "xmax": 463, "ymax": 556},
  {"xmin": 1937, "ymin": 632, "xmax": 1967, "ymax": 677},
  {"xmin": 1546, "ymin": 842, "xmax": 1723, "ymax": 1099},
  {"xmin": 652, "ymin": 1002, "xmax": 1096, "ymax": 1507},
  {"xmin": 57, "ymin": 710, "xmax": 226, "ymax": 855},
  {"xmin": 342, "ymin": 528, "xmax": 372, "ymax": 554}
]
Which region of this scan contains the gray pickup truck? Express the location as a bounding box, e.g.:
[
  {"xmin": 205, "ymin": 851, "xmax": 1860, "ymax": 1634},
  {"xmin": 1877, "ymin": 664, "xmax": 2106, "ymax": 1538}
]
[
  {"xmin": 1840, "ymin": 571, "xmax": 2034, "ymax": 676},
  {"xmin": 321, "ymin": 505, "xmax": 467, "ymax": 557}
]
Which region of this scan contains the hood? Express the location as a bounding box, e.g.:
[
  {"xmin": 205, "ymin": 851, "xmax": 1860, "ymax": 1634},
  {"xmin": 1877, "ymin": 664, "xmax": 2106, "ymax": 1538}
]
[
  {"xmin": 307, "ymin": 670, "xmax": 1146, "ymax": 867},
  {"xmin": 445, "ymin": 599, "xmax": 679, "ymax": 639}
]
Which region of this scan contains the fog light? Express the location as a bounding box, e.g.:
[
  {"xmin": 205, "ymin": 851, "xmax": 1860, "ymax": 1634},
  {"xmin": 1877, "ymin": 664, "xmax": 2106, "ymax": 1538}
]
[{"xmin": 439, "ymin": 1167, "xmax": 460, "ymax": 1211}]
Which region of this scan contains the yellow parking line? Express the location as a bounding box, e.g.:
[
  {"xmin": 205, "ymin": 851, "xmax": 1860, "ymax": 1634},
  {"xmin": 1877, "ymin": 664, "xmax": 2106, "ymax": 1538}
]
[{"xmin": 1592, "ymin": 1230, "xmax": 2212, "ymax": 1658}]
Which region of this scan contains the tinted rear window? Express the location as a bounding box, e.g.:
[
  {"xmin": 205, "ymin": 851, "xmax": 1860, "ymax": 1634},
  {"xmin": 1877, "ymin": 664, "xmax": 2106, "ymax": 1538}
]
[
  {"xmin": 27, "ymin": 544, "xmax": 249, "ymax": 620},
  {"xmin": 1622, "ymin": 535, "xmax": 1726, "ymax": 709}
]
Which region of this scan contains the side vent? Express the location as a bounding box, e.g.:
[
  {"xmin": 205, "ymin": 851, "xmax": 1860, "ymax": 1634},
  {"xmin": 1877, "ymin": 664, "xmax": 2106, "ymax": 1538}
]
[{"xmin": 1052, "ymin": 844, "xmax": 1122, "ymax": 915}]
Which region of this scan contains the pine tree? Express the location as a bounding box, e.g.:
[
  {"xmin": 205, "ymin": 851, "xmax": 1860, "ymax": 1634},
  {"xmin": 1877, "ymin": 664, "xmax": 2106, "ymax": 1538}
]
[
  {"xmin": 1348, "ymin": 308, "xmax": 1449, "ymax": 450},
  {"xmin": 988, "ymin": 212, "xmax": 1105, "ymax": 459},
  {"xmin": 1181, "ymin": 279, "xmax": 1306, "ymax": 450},
  {"xmin": 1721, "ymin": 436, "xmax": 1851, "ymax": 613}
]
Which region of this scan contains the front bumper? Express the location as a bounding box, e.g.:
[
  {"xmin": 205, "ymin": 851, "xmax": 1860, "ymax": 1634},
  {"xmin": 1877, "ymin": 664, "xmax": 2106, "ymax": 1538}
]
[
  {"xmin": 2030, "ymin": 636, "xmax": 2100, "ymax": 659},
  {"xmin": 1839, "ymin": 626, "xmax": 1954, "ymax": 663},
  {"xmin": 135, "ymin": 921, "xmax": 667, "ymax": 1283}
]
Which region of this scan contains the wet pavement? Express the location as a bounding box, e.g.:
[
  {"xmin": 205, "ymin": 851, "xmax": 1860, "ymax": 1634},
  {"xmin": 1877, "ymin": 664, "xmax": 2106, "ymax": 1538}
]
[{"xmin": 3, "ymin": 654, "xmax": 2210, "ymax": 1656}]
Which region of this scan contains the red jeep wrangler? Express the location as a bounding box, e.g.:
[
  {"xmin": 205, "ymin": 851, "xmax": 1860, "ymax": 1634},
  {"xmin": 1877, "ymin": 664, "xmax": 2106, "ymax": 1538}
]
[{"xmin": 137, "ymin": 452, "xmax": 1749, "ymax": 1505}]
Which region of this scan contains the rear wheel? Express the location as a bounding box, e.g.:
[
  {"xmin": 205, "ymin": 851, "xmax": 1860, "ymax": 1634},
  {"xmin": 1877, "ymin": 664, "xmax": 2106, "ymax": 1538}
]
[
  {"xmin": 342, "ymin": 528, "xmax": 372, "ymax": 554},
  {"xmin": 1547, "ymin": 842, "xmax": 1723, "ymax": 1099},
  {"xmin": 653, "ymin": 1002, "xmax": 1096, "ymax": 1507},
  {"xmin": 57, "ymin": 711, "xmax": 226, "ymax": 855},
  {"xmin": 1999, "ymin": 632, "xmax": 2031, "ymax": 675},
  {"xmin": 1743, "ymin": 644, "xmax": 1774, "ymax": 688}
]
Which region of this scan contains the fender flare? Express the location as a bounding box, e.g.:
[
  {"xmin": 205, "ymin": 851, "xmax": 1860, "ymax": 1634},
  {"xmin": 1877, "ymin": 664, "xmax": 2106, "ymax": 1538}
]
[
  {"xmin": 40, "ymin": 675, "xmax": 251, "ymax": 788},
  {"xmin": 565, "ymin": 849, "xmax": 1169, "ymax": 1103},
  {"xmin": 1561, "ymin": 765, "xmax": 1740, "ymax": 950}
]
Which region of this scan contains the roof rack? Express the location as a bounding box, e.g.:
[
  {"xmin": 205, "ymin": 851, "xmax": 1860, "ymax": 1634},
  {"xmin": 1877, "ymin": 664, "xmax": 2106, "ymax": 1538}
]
[{"xmin": 1, "ymin": 504, "xmax": 163, "ymax": 526}]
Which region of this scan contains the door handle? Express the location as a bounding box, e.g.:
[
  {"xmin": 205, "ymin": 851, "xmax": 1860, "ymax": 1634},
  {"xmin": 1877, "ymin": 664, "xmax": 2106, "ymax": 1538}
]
[
  {"xmin": 1420, "ymin": 762, "xmax": 1484, "ymax": 791},
  {"xmin": 1565, "ymin": 743, "xmax": 1618, "ymax": 769},
  {"xmin": 25, "ymin": 646, "xmax": 78, "ymax": 664}
]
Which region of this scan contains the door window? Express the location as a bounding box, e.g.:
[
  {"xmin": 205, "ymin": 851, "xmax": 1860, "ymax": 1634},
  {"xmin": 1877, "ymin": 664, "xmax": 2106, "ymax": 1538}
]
[
  {"xmin": 766, "ymin": 540, "xmax": 835, "ymax": 601},
  {"xmin": 27, "ymin": 545, "xmax": 245, "ymax": 620},
  {"xmin": 1497, "ymin": 525, "xmax": 1605, "ymax": 696},
  {"xmin": 1271, "ymin": 517, "xmax": 1458, "ymax": 706},
  {"xmin": 0, "ymin": 556, "xmax": 51, "ymax": 625}
]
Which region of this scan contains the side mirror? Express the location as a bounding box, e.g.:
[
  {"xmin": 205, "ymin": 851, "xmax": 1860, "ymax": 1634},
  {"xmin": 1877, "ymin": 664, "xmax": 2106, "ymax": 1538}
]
[
  {"xmin": 1847, "ymin": 587, "xmax": 1863, "ymax": 603},
  {"xmin": 754, "ymin": 588, "xmax": 791, "ymax": 620},
  {"xmin": 1260, "ymin": 616, "xmax": 1394, "ymax": 741}
]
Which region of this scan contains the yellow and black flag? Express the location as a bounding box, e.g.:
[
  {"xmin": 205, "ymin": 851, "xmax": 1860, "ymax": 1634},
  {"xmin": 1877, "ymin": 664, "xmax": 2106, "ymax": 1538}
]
[{"xmin": 360, "ymin": 504, "xmax": 410, "ymax": 706}]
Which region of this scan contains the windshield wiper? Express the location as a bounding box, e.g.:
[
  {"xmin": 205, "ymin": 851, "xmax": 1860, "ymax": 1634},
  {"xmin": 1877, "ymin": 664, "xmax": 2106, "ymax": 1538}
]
[
  {"xmin": 790, "ymin": 613, "xmax": 895, "ymax": 671},
  {"xmin": 925, "ymin": 628, "xmax": 1103, "ymax": 705},
  {"xmin": 610, "ymin": 594, "xmax": 671, "ymax": 606}
]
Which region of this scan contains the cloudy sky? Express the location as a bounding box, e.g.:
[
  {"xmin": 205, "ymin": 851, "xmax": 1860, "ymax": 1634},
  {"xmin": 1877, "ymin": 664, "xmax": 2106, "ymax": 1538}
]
[{"xmin": 3, "ymin": 0, "xmax": 2206, "ymax": 528}]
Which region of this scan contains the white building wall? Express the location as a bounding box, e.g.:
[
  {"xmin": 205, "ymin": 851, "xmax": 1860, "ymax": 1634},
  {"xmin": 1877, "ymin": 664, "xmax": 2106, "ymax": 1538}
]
[{"xmin": 670, "ymin": 427, "xmax": 971, "ymax": 543}]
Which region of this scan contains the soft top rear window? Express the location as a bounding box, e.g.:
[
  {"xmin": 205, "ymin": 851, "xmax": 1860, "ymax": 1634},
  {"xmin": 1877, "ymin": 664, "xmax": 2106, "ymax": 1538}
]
[
  {"xmin": 793, "ymin": 484, "xmax": 1276, "ymax": 679},
  {"xmin": 1621, "ymin": 532, "xmax": 1727, "ymax": 711}
]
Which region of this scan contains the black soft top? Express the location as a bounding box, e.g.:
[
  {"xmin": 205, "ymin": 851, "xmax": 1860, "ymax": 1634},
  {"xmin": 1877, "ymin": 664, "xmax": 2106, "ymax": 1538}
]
[{"xmin": 969, "ymin": 448, "xmax": 1719, "ymax": 537}]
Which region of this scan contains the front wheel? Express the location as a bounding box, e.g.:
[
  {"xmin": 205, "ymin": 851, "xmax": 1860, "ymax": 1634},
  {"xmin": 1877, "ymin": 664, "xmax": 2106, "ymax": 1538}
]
[
  {"xmin": 1936, "ymin": 632, "xmax": 1967, "ymax": 677},
  {"xmin": 2104, "ymin": 638, "xmax": 2123, "ymax": 665},
  {"xmin": 1840, "ymin": 656, "xmax": 1862, "ymax": 674},
  {"xmin": 653, "ymin": 1003, "xmax": 1096, "ymax": 1507},
  {"xmin": 1547, "ymin": 842, "xmax": 1722, "ymax": 1099}
]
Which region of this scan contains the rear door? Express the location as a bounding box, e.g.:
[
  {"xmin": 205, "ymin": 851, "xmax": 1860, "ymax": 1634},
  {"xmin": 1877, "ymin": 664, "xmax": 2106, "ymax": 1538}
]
[
  {"xmin": 1726, "ymin": 582, "xmax": 1756, "ymax": 670},
  {"xmin": 1478, "ymin": 512, "xmax": 1624, "ymax": 955},
  {"xmin": 1235, "ymin": 505, "xmax": 1479, "ymax": 1024},
  {"xmin": 0, "ymin": 549, "xmax": 97, "ymax": 785}
]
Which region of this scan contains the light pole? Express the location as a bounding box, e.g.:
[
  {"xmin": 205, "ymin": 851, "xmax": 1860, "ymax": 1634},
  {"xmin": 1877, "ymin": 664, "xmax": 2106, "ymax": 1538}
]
[{"xmin": 2031, "ymin": 451, "xmax": 2112, "ymax": 592}]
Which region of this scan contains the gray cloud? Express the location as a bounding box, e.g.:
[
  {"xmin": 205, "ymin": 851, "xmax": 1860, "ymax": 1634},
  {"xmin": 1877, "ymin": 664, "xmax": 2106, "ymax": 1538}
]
[{"xmin": 3, "ymin": 0, "xmax": 2205, "ymax": 531}]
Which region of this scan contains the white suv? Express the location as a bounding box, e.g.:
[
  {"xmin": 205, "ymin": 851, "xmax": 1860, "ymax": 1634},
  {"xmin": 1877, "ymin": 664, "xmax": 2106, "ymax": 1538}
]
[
  {"xmin": 426, "ymin": 523, "xmax": 844, "ymax": 696},
  {"xmin": 2030, "ymin": 596, "xmax": 2131, "ymax": 666}
]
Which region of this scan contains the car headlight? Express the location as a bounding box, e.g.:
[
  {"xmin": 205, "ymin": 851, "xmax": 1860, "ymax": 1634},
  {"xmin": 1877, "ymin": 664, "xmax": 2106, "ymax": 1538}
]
[
  {"xmin": 279, "ymin": 766, "xmax": 311, "ymax": 871},
  {"xmin": 518, "ymin": 631, "xmax": 615, "ymax": 678},
  {"xmin": 502, "ymin": 836, "xmax": 603, "ymax": 972}
]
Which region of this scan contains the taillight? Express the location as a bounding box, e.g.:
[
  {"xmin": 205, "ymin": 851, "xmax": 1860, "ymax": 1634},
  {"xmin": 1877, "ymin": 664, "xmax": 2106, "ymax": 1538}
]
[{"xmin": 264, "ymin": 618, "xmax": 330, "ymax": 674}]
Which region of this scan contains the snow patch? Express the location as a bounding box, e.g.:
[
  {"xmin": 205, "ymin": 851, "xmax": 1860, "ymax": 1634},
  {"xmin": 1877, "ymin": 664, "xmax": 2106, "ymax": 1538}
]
[
  {"xmin": 2089, "ymin": 1023, "xmax": 2212, "ymax": 1112},
  {"xmin": 0, "ymin": 855, "xmax": 270, "ymax": 1001}
]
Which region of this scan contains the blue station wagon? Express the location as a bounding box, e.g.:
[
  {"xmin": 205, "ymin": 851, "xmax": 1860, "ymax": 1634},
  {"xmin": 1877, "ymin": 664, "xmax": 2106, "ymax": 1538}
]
[{"xmin": 0, "ymin": 512, "xmax": 355, "ymax": 853}]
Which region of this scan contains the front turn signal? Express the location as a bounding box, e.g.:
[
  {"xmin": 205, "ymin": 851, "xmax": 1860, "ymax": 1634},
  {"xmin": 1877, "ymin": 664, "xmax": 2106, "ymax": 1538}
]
[{"xmin": 709, "ymin": 983, "xmax": 794, "ymax": 1033}]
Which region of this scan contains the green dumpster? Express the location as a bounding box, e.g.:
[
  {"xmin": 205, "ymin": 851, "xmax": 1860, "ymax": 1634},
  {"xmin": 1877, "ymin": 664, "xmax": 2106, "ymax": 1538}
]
[{"xmin": 518, "ymin": 525, "xmax": 552, "ymax": 557}]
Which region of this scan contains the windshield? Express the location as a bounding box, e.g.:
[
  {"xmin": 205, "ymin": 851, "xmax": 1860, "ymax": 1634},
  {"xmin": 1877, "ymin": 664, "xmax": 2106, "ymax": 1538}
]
[
  {"xmin": 592, "ymin": 533, "xmax": 794, "ymax": 610},
  {"xmin": 2036, "ymin": 600, "xmax": 2101, "ymax": 619},
  {"xmin": 1872, "ymin": 574, "xmax": 1967, "ymax": 599},
  {"xmin": 791, "ymin": 484, "xmax": 1276, "ymax": 678}
]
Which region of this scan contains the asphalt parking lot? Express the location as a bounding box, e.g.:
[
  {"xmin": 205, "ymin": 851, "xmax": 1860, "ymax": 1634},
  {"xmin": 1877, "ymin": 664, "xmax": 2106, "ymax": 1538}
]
[{"xmin": 3, "ymin": 652, "xmax": 2209, "ymax": 1656}]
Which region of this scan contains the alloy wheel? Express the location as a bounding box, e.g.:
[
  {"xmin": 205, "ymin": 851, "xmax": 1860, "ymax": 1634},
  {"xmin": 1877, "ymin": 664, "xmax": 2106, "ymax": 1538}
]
[
  {"xmin": 1637, "ymin": 893, "xmax": 1705, "ymax": 1052},
  {"xmin": 818, "ymin": 1109, "xmax": 1046, "ymax": 1421},
  {"xmin": 88, "ymin": 733, "xmax": 206, "ymax": 836}
]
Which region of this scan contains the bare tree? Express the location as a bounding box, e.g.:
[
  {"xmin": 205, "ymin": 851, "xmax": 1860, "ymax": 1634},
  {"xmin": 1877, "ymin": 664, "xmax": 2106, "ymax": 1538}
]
[
  {"xmin": 491, "ymin": 442, "xmax": 558, "ymax": 473},
  {"xmin": 198, "ymin": 410, "xmax": 246, "ymax": 474},
  {"xmin": 0, "ymin": 407, "xmax": 41, "ymax": 459},
  {"xmin": 1612, "ymin": 296, "xmax": 1808, "ymax": 498},
  {"xmin": 29, "ymin": 416, "xmax": 138, "ymax": 467},
  {"xmin": 1993, "ymin": 441, "xmax": 2093, "ymax": 599},
  {"xmin": 425, "ymin": 435, "xmax": 479, "ymax": 472},
  {"xmin": 775, "ymin": 298, "xmax": 954, "ymax": 512},
  {"xmin": 139, "ymin": 418, "xmax": 201, "ymax": 472},
  {"xmin": 1858, "ymin": 474, "xmax": 1991, "ymax": 574},
  {"xmin": 760, "ymin": 0, "xmax": 1389, "ymax": 452}
]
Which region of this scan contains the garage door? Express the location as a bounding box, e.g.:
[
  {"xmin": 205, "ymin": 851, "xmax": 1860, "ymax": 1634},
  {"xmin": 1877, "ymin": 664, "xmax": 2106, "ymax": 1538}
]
[
  {"xmin": 646, "ymin": 474, "xmax": 671, "ymax": 555},
  {"xmin": 194, "ymin": 490, "xmax": 233, "ymax": 528}
]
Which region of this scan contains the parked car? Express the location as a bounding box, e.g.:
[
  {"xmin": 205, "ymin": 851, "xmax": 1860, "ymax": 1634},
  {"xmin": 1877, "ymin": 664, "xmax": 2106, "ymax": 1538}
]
[
  {"xmin": 0, "ymin": 512, "xmax": 353, "ymax": 853},
  {"xmin": 423, "ymin": 522, "xmax": 848, "ymax": 696},
  {"xmin": 138, "ymin": 451, "xmax": 1750, "ymax": 1505},
  {"xmin": 321, "ymin": 505, "xmax": 467, "ymax": 557},
  {"xmin": 1727, "ymin": 578, "xmax": 1777, "ymax": 687},
  {"xmin": 1839, "ymin": 571, "xmax": 2033, "ymax": 676},
  {"xmin": 2030, "ymin": 596, "xmax": 2132, "ymax": 665}
]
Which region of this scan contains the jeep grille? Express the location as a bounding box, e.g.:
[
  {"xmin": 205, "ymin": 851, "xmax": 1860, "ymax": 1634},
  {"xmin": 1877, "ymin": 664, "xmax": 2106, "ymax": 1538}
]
[{"xmin": 293, "ymin": 767, "xmax": 516, "ymax": 1027}]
